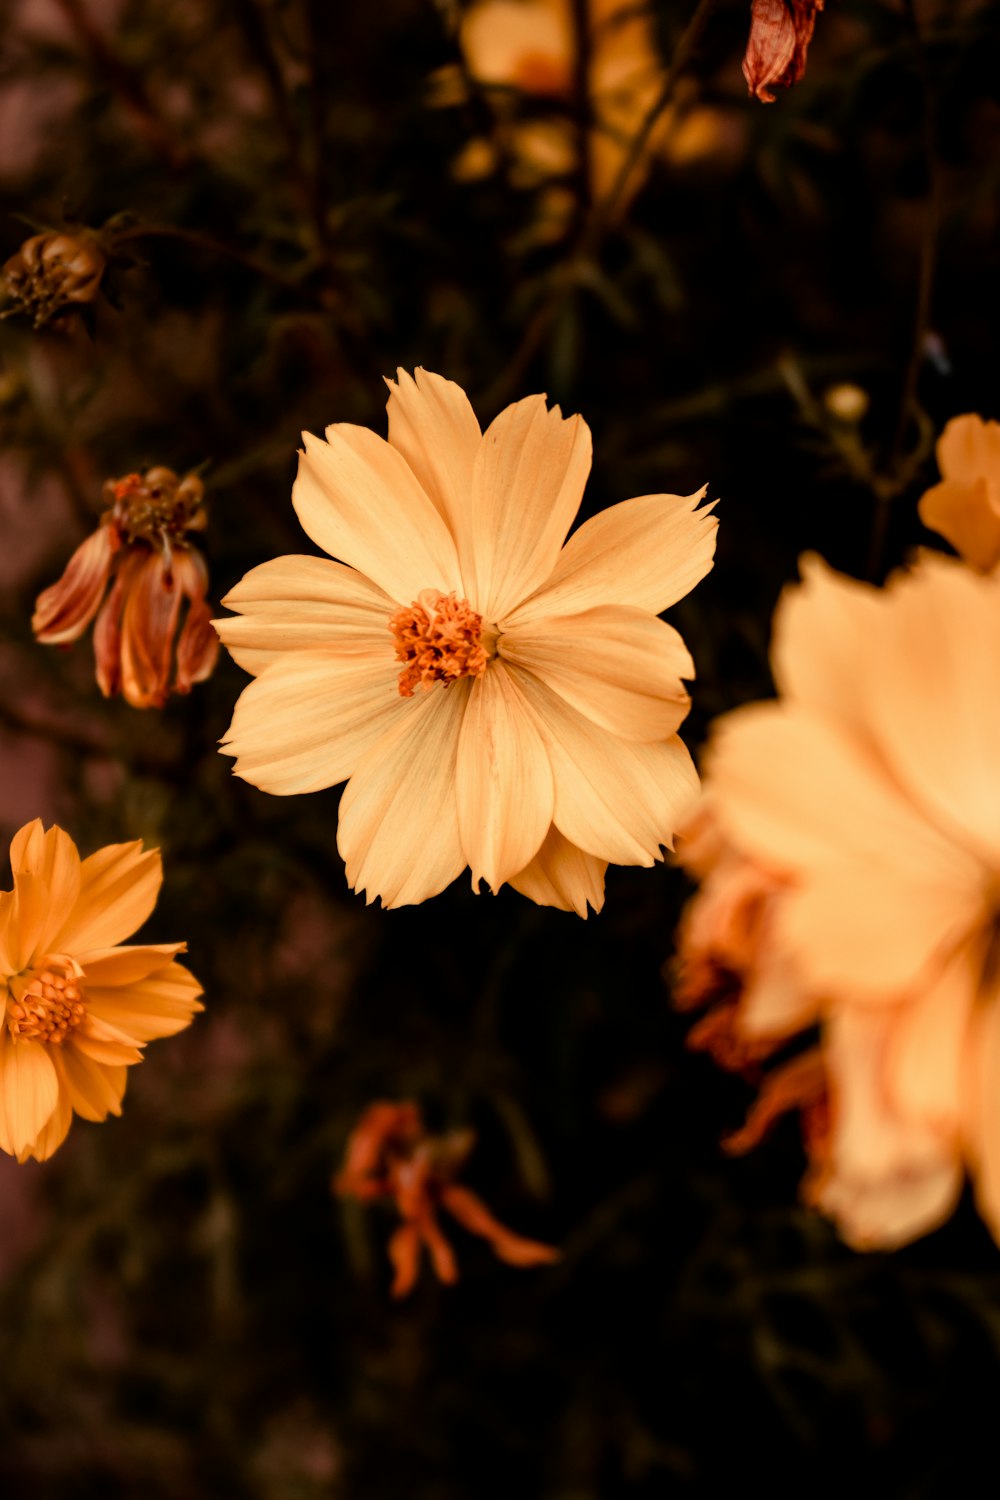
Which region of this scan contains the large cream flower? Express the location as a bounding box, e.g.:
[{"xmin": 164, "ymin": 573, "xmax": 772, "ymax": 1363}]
[
  {"xmin": 695, "ymin": 553, "xmax": 1000, "ymax": 1248},
  {"xmin": 0, "ymin": 819, "xmax": 203, "ymax": 1162},
  {"xmin": 217, "ymin": 368, "xmax": 717, "ymax": 913}
]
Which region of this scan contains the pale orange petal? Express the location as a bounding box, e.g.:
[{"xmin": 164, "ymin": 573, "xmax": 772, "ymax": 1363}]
[
  {"xmin": 216, "ymin": 554, "xmax": 395, "ymax": 676},
  {"xmin": 50, "ymin": 840, "xmax": 162, "ymax": 952},
  {"xmin": 77, "ymin": 942, "xmax": 188, "ymax": 986},
  {"xmin": 770, "ymin": 554, "xmax": 886, "ymax": 733},
  {"xmin": 455, "ymin": 660, "xmax": 553, "ymax": 893},
  {"xmin": 174, "ymin": 586, "xmax": 219, "ymax": 694},
  {"xmin": 885, "ymin": 941, "xmax": 976, "ymax": 1134},
  {"xmin": 468, "ymin": 395, "xmax": 591, "ymax": 621},
  {"xmin": 0, "ymin": 890, "xmax": 16, "ymax": 976},
  {"xmin": 21, "ymin": 1088, "xmax": 73, "ymax": 1162},
  {"xmin": 385, "ymin": 368, "xmax": 482, "ymax": 550},
  {"xmin": 71, "ymin": 1023, "xmax": 143, "ymax": 1066},
  {"xmin": 965, "ymin": 979, "xmax": 1000, "ymax": 1245},
  {"xmin": 512, "ymin": 665, "xmax": 700, "ymax": 864},
  {"xmin": 0, "ymin": 1034, "xmax": 59, "ymax": 1158},
  {"xmin": 865, "ymin": 559, "xmax": 1000, "ymax": 865},
  {"xmin": 7, "ymin": 872, "xmax": 49, "ymax": 973},
  {"xmin": 510, "ymin": 488, "xmax": 716, "ymax": 622},
  {"xmin": 918, "ymin": 479, "xmax": 1000, "ymax": 573},
  {"xmin": 221, "ymin": 647, "xmax": 406, "ymax": 795},
  {"xmin": 500, "ymin": 605, "xmax": 692, "ymax": 742},
  {"xmin": 936, "ymin": 412, "xmax": 1000, "ymax": 487},
  {"xmin": 817, "ymin": 1007, "xmax": 962, "ymax": 1250},
  {"xmin": 49, "ymin": 1045, "xmax": 126, "ymax": 1122},
  {"xmin": 338, "ymin": 678, "xmax": 472, "ymax": 907},
  {"xmin": 508, "ymin": 824, "xmax": 607, "ymax": 916},
  {"xmin": 9, "ymin": 820, "xmax": 82, "ymax": 955},
  {"xmin": 32, "ymin": 525, "xmax": 115, "ymax": 644},
  {"xmin": 293, "ymin": 426, "xmax": 462, "ymax": 603}
]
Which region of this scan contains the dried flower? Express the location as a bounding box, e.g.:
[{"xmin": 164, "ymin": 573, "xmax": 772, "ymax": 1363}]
[
  {"xmin": 335, "ymin": 1100, "xmax": 560, "ymax": 1296},
  {"xmin": 918, "ymin": 413, "xmax": 1000, "ymax": 573},
  {"xmin": 217, "ymin": 367, "xmax": 717, "ymax": 912},
  {"xmin": 33, "ymin": 466, "xmax": 219, "ymax": 709},
  {"xmin": 743, "ymin": 0, "xmax": 824, "ymax": 104},
  {"xmin": 0, "ymin": 819, "xmax": 203, "ymax": 1162},
  {"xmin": 681, "ymin": 553, "xmax": 1000, "ymax": 1249},
  {"xmin": 1, "ymin": 231, "xmax": 106, "ymax": 327}
]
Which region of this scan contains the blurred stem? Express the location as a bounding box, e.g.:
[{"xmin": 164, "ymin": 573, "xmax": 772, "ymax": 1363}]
[
  {"xmin": 483, "ymin": 0, "xmax": 715, "ymax": 411},
  {"xmin": 49, "ymin": 0, "xmax": 185, "ymax": 167},
  {"xmin": 570, "ymin": 0, "xmax": 595, "ymax": 231},
  {"xmin": 107, "ymin": 223, "xmax": 305, "ymax": 289},
  {"xmin": 868, "ymin": 0, "xmax": 941, "ymax": 579}
]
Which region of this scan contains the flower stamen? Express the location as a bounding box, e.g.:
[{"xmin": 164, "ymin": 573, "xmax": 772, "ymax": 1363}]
[
  {"xmin": 389, "ymin": 589, "xmax": 489, "ymax": 698},
  {"xmin": 7, "ymin": 959, "xmax": 86, "ymax": 1046}
]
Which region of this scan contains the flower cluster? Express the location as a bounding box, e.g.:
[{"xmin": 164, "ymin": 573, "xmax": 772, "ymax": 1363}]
[
  {"xmin": 33, "ymin": 466, "xmax": 219, "ymax": 710},
  {"xmin": 216, "ymin": 368, "xmax": 717, "ymax": 912},
  {"xmin": 335, "ymin": 1100, "xmax": 560, "ymax": 1296}
]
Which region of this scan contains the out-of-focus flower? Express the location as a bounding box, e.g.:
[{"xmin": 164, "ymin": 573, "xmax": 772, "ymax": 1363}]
[
  {"xmin": 446, "ymin": 0, "xmax": 730, "ymax": 231},
  {"xmin": 33, "ymin": 467, "xmax": 219, "ymax": 709},
  {"xmin": 823, "ymin": 383, "xmax": 869, "ymax": 425},
  {"xmin": 743, "ymin": 0, "xmax": 824, "ymax": 103},
  {"xmin": 217, "ymin": 367, "xmax": 716, "ymax": 913},
  {"xmin": 918, "ymin": 413, "xmax": 1000, "ymax": 573},
  {"xmin": 0, "ymin": 819, "xmax": 203, "ymax": 1162},
  {"xmin": 1, "ymin": 231, "xmax": 106, "ymax": 327},
  {"xmin": 335, "ymin": 1100, "xmax": 560, "ymax": 1297},
  {"xmin": 681, "ymin": 553, "xmax": 1000, "ymax": 1250}
]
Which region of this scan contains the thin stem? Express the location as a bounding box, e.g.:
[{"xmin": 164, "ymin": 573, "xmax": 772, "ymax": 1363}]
[{"xmin": 108, "ymin": 224, "xmax": 305, "ymax": 289}]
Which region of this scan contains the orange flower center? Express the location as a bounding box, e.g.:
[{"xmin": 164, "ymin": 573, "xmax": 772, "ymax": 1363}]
[
  {"xmin": 109, "ymin": 469, "xmax": 206, "ymax": 549},
  {"xmin": 389, "ymin": 589, "xmax": 490, "ymax": 698},
  {"xmin": 6, "ymin": 959, "xmax": 86, "ymax": 1046}
]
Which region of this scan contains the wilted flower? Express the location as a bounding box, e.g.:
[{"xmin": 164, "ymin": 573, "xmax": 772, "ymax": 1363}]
[
  {"xmin": 683, "ymin": 553, "xmax": 1000, "ymax": 1249},
  {"xmin": 335, "ymin": 1100, "xmax": 560, "ymax": 1297},
  {"xmin": 743, "ymin": 0, "xmax": 824, "ymax": 103},
  {"xmin": 33, "ymin": 466, "xmax": 219, "ymax": 709},
  {"xmin": 0, "ymin": 819, "xmax": 203, "ymax": 1162},
  {"xmin": 1, "ymin": 231, "xmax": 106, "ymax": 327},
  {"xmin": 217, "ymin": 367, "xmax": 717, "ymax": 913},
  {"xmin": 918, "ymin": 413, "xmax": 1000, "ymax": 573}
]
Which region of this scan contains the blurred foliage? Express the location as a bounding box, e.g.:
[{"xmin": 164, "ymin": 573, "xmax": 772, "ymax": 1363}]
[{"xmin": 2, "ymin": 0, "xmax": 1000, "ymax": 1495}]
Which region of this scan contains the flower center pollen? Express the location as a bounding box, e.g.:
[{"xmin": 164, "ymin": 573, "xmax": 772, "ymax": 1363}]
[
  {"xmin": 389, "ymin": 589, "xmax": 489, "ymax": 698},
  {"xmin": 7, "ymin": 959, "xmax": 86, "ymax": 1046}
]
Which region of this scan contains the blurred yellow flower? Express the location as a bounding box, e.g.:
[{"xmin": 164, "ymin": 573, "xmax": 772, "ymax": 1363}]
[
  {"xmin": 0, "ymin": 820, "xmax": 203, "ymax": 1163},
  {"xmin": 918, "ymin": 413, "xmax": 1000, "ymax": 573},
  {"xmin": 689, "ymin": 553, "xmax": 1000, "ymax": 1249},
  {"xmin": 217, "ymin": 368, "xmax": 717, "ymax": 913}
]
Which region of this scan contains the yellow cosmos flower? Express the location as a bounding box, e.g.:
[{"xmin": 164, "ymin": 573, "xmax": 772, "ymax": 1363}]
[
  {"xmin": 0, "ymin": 820, "xmax": 203, "ymax": 1162},
  {"xmin": 217, "ymin": 368, "xmax": 717, "ymax": 914}
]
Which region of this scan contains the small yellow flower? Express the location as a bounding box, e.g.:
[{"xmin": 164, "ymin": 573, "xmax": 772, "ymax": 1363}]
[
  {"xmin": 0, "ymin": 820, "xmax": 203, "ymax": 1162},
  {"xmin": 216, "ymin": 368, "xmax": 717, "ymax": 914}
]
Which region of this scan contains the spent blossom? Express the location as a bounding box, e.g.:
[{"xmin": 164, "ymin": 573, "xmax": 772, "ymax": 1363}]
[
  {"xmin": 335, "ymin": 1100, "xmax": 560, "ymax": 1297},
  {"xmin": 0, "ymin": 819, "xmax": 203, "ymax": 1162},
  {"xmin": 743, "ymin": 0, "xmax": 824, "ymax": 103},
  {"xmin": 33, "ymin": 466, "xmax": 219, "ymax": 709},
  {"xmin": 216, "ymin": 367, "xmax": 717, "ymax": 913},
  {"xmin": 676, "ymin": 553, "xmax": 1000, "ymax": 1251},
  {"xmin": 1, "ymin": 231, "xmax": 106, "ymax": 327}
]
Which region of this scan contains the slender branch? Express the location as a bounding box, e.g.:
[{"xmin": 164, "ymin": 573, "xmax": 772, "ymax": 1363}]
[{"xmin": 107, "ymin": 223, "xmax": 305, "ymax": 289}]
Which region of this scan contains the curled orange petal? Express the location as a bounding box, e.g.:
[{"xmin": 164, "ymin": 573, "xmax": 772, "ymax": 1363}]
[{"xmin": 32, "ymin": 525, "xmax": 116, "ymax": 644}]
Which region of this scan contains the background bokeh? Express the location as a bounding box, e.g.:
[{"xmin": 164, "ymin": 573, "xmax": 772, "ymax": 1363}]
[{"xmin": 2, "ymin": 0, "xmax": 1000, "ymax": 1494}]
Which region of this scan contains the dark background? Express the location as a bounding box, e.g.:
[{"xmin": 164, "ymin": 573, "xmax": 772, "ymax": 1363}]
[{"xmin": 1, "ymin": 0, "xmax": 1000, "ymax": 1495}]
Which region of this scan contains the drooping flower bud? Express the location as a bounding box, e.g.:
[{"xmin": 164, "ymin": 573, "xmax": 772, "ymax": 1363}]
[
  {"xmin": 1, "ymin": 232, "xmax": 106, "ymax": 327},
  {"xmin": 742, "ymin": 0, "xmax": 824, "ymax": 104}
]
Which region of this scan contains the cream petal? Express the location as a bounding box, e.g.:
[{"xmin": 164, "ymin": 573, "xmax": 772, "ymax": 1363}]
[
  {"xmin": 865, "ymin": 559, "xmax": 1000, "ymax": 865},
  {"xmin": 86, "ymin": 962, "xmax": 204, "ymax": 1043},
  {"xmin": 50, "ymin": 1045, "xmax": 126, "ymax": 1122},
  {"xmin": 0, "ymin": 1035, "xmax": 59, "ymax": 1158},
  {"xmin": 936, "ymin": 412, "xmax": 1000, "ymax": 487},
  {"xmin": 508, "ymin": 824, "xmax": 607, "ymax": 916},
  {"xmin": 468, "ymin": 395, "xmax": 591, "ymax": 620},
  {"xmin": 886, "ymin": 940, "xmax": 977, "ymax": 1134},
  {"xmin": 706, "ymin": 700, "xmax": 979, "ymax": 884},
  {"xmin": 509, "ymin": 488, "xmax": 716, "ymax": 623},
  {"xmin": 385, "ymin": 368, "xmax": 482, "ymax": 549},
  {"xmin": 817, "ymin": 1007, "xmax": 963, "ymax": 1250},
  {"xmin": 455, "ymin": 661, "xmax": 553, "ymax": 892},
  {"xmin": 9, "ymin": 821, "xmax": 82, "ymax": 956},
  {"xmin": 50, "ymin": 840, "xmax": 162, "ymax": 953},
  {"xmin": 770, "ymin": 555, "xmax": 886, "ymax": 732},
  {"xmin": 499, "ymin": 604, "xmax": 692, "ymax": 742},
  {"xmin": 511, "ymin": 665, "xmax": 700, "ymax": 864},
  {"xmin": 293, "ymin": 426, "xmax": 462, "ymax": 602},
  {"xmin": 216, "ymin": 554, "xmax": 395, "ymax": 677},
  {"xmin": 337, "ymin": 678, "xmax": 472, "ymax": 908},
  {"xmin": 222, "ymin": 648, "xmax": 407, "ymax": 795}
]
